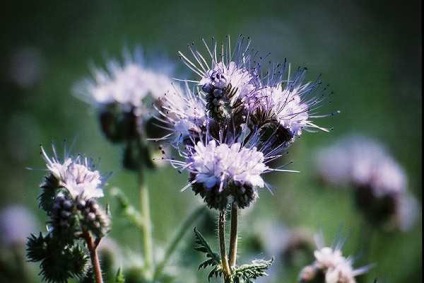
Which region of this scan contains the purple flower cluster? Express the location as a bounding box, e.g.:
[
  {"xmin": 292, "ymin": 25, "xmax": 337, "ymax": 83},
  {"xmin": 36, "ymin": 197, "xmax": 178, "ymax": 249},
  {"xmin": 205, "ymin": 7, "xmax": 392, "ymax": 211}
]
[
  {"xmin": 315, "ymin": 135, "xmax": 419, "ymax": 231},
  {"xmin": 159, "ymin": 36, "xmax": 331, "ymax": 210}
]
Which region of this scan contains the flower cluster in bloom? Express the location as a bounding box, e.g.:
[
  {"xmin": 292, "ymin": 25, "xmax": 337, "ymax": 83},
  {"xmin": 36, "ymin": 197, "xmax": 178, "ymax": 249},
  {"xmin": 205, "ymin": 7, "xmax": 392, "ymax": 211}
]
[
  {"xmin": 75, "ymin": 49, "xmax": 175, "ymax": 116},
  {"xmin": 74, "ymin": 49, "xmax": 178, "ymax": 170},
  {"xmin": 298, "ymin": 236, "xmax": 369, "ymax": 283},
  {"xmin": 187, "ymin": 140, "xmax": 268, "ymax": 209},
  {"xmin": 41, "ymin": 146, "xmax": 104, "ymax": 200},
  {"xmin": 159, "ymin": 36, "xmax": 331, "ymax": 210},
  {"xmin": 314, "ymin": 135, "xmax": 419, "ymax": 231},
  {"xmin": 26, "ymin": 145, "xmax": 111, "ymax": 282},
  {"xmin": 39, "ymin": 145, "xmax": 110, "ymax": 238}
]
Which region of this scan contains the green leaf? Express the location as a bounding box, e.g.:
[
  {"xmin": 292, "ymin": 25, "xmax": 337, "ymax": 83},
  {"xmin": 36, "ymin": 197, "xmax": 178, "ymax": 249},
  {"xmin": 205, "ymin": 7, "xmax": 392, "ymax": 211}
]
[
  {"xmin": 232, "ymin": 258, "xmax": 273, "ymax": 282},
  {"xmin": 193, "ymin": 227, "xmax": 224, "ymax": 281},
  {"xmin": 193, "ymin": 227, "xmax": 220, "ymax": 270},
  {"xmin": 207, "ymin": 265, "xmax": 223, "ymax": 281}
]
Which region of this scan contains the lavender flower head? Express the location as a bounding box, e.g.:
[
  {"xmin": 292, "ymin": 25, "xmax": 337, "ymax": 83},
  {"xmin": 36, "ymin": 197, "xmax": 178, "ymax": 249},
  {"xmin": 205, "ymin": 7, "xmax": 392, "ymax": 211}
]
[
  {"xmin": 74, "ymin": 48, "xmax": 180, "ymax": 171},
  {"xmin": 171, "ymin": 140, "xmax": 272, "ymax": 209},
  {"xmin": 314, "ymin": 135, "xmax": 419, "ymax": 230},
  {"xmin": 75, "ymin": 48, "xmax": 174, "ymax": 111},
  {"xmin": 189, "ymin": 141, "xmax": 267, "ymax": 188},
  {"xmin": 179, "ymin": 36, "xmax": 259, "ymax": 121},
  {"xmin": 39, "ymin": 145, "xmax": 110, "ymax": 239},
  {"xmin": 74, "ymin": 48, "xmax": 178, "ymax": 145},
  {"xmin": 299, "ymin": 234, "xmax": 370, "ymax": 283},
  {"xmin": 27, "ymin": 146, "xmax": 111, "ymax": 283},
  {"xmin": 255, "ymin": 66, "xmax": 330, "ymax": 142},
  {"xmin": 158, "ymin": 36, "xmax": 332, "ymax": 210},
  {"xmin": 179, "ymin": 36, "xmax": 331, "ymax": 142},
  {"xmin": 41, "ymin": 145, "xmax": 104, "ymax": 200},
  {"xmin": 314, "ymin": 135, "xmax": 406, "ymax": 193},
  {"xmin": 155, "ymin": 82, "xmax": 208, "ymax": 146}
]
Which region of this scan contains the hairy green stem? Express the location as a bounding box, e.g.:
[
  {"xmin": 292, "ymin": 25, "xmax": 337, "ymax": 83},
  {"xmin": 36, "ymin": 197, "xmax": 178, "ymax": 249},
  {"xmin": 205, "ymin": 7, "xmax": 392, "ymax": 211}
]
[
  {"xmin": 139, "ymin": 168, "xmax": 154, "ymax": 280},
  {"xmin": 153, "ymin": 206, "xmax": 207, "ymax": 280},
  {"xmin": 111, "ymin": 188, "xmax": 145, "ymax": 229},
  {"xmin": 219, "ymin": 210, "xmax": 231, "ymax": 281},
  {"xmin": 82, "ymin": 230, "xmax": 103, "ymax": 283},
  {"xmin": 228, "ymin": 202, "xmax": 238, "ymax": 268}
]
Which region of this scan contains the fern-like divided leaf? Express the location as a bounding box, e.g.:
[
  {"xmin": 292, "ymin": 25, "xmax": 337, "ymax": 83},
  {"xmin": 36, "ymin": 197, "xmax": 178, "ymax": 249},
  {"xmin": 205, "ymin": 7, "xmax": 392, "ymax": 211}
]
[
  {"xmin": 207, "ymin": 265, "xmax": 223, "ymax": 282},
  {"xmin": 193, "ymin": 227, "xmax": 221, "ymax": 269},
  {"xmin": 232, "ymin": 258, "xmax": 274, "ymax": 282},
  {"xmin": 193, "ymin": 228, "xmax": 223, "ymax": 282}
]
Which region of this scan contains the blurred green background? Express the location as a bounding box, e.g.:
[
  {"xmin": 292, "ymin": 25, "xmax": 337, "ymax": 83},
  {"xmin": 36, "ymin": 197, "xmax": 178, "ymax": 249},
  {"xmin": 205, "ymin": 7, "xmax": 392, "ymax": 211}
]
[{"xmin": 0, "ymin": 0, "xmax": 421, "ymax": 282}]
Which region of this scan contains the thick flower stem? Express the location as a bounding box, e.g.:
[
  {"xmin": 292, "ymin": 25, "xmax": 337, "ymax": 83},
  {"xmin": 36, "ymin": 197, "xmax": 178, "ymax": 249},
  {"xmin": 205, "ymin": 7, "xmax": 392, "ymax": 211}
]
[
  {"xmin": 218, "ymin": 210, "xmax": 231, "ymax": 281},
  {"xmin": 82, "ymin": 230, "xmax": 103, "ymax": 283},
  {"xmin": 138, "ymin": 168, "xmax": 154, "ymax": 280},
  {"xmin": 228, "ymin": 202, "xmax": 239, "ymax": 268}
]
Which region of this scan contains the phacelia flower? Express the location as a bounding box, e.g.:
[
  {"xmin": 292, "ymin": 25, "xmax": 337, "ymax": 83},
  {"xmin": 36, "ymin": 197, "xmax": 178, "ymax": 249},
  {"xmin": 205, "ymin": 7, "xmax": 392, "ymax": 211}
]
[
  {"xmin": 174, "ymin": 37, "xmax": 331, "ymax": 147},
  {"xmin": 74, "ymin": 48, "xmax": 179, "ymax": 171},
  {"xmin": 29, "ymin": 146, "xmax": 111, "ymax": 283},
  {"xmin": 41, "ymin": 146, "xmax": 104, "ymax": 200},
  {"xmin": 315, "ymin": 135, "xmax": 405, "ymax": 192},
  {"xmin": 179, "ymin": 36, "xmax": 259, "ymax": 121},
  {"xmin": 314, "ymin": 135, "xmax": 419, "ymax": 231},
  {"xmin": 154, "ymin": 82, "xmax": 208, "ymax": 146},
  {"xmin": 313, "ymin": 244, "xmax": 364, "ymax": 282},
  {"xmin": 159, "ymin": 36, "xmax": 332, "ymax": 210},
  {"xmin": 313, "ymin": 247, "xmax": 345, "ymax": 270},
  {"xmin": 250, "ymin": 65, "xmax": 331, "ymax": 149},
  {"xmin": 38, "ymin": 145, "xmax": 111, "ymax": 239},
  {"xmin": 74, "ymin": 48, "xmax": 178, "ymax": 144},
  {"xmin": 299, "ymin": 235, "xmax": 370, "ymax": 283},
  {"xmin": 173, "ymin": 140, "xmax": 270, "ymax": 210},
  {"xmin": 75, "ymin": 48, "xmax": 175, "ymax": 110}
]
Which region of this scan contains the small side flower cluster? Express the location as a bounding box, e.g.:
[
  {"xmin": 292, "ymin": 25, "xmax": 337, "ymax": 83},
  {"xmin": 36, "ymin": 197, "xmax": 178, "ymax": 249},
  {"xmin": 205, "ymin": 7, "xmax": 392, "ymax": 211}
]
[
  {"xmin": 298, "ymin": 236, "xmax": 369, "ymax": 283},
  {"xmin": 26, "ymin": 145, "xmax": 110, "ymax": 282},
  {"xmin": 74, "ymin": 49, "xmax": 178, "ymax": 171},
  {"xmin": 314, "ymin": 135, "xmax": 419, "ymax": 231},
  {"xmin": 158, "ymin": 36, "xmax": 331, "ymax": 210}
]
